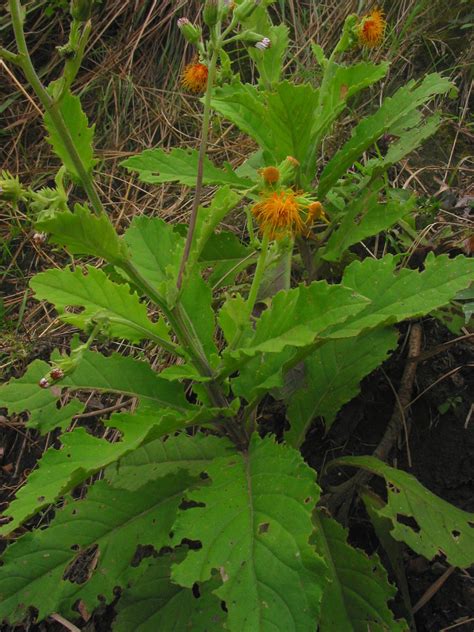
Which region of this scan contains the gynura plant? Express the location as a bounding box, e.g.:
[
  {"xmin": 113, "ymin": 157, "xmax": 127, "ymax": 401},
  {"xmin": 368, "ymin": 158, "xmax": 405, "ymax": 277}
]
[{"xmin": 1, "ymin": 1, "xmax": 473, "ymax": 630}]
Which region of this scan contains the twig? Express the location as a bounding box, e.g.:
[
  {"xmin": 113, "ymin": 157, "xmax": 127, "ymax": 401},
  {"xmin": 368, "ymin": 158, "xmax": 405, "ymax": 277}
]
[
  {"xmin": 49, "ymin": 613, "xmax": 81, "ymax": 632},
  {"xmin": 326, "ymin": 323, "xmax": 423, "ymax": 519},
  {"xmin": 411, "ymin": 566, "xmax": 456, "ymax": 615}
]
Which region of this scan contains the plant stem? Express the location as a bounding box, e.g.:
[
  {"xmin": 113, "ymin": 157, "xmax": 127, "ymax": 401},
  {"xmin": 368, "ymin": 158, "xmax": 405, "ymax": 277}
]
[
  {"xmin": 176, "ymin": 47, "xmax": 220, "ymax": 289},
  {"xmin": 245, "ymin": 231, "xmax": 270, "ymax": 319},
  {"xmin": 8, "ymin": 0, "xmax": 105, "ymax": 217}
]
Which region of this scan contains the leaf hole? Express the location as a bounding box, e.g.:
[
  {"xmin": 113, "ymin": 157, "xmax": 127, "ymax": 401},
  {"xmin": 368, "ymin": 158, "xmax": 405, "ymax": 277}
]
[
  {"xmin": 388, "ymin": 483, "xmax": 401, "ymax": 494},
  {"xmin": 304, "ymin": 497, "xmax": 312, "ymax": 504},
  {"xmin": 451, "ymin": 530, "xmax": 461, "ymax": 541},
  {"xmin": 192, "ymin": 583, "xmax": 200, "ymax": 599},
  {"xmin": 220, "ymin": 600, "xmax": 228, "ymax": 613},
  {"xmin": 396, "ymin": 514, "xmax": 420, "ymax": 533},
  {"xmin": 258, "ymin": 522, "xmax": 270, "ymax": 535}
]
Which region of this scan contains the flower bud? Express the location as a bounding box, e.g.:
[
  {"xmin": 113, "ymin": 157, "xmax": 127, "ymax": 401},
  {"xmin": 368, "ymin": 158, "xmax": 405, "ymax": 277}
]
[
  {"xmin": 234, "ymin": 0, "xmax": 260, "ymax": 22},
  {"xmin": 32, "ymin": 232, "xmax": 47, "ymax": 245},
  {"xmin": 203, "ymin": 0, "xmax": 220, "ymax": 27},
  {"xmin": 259, "ymin": 166, "xmax": 280, "ymax": 186},
  {"xmin": 278, "ymin": 156, "xmax": 299, "ymax": 185},
  {"xmin": 50, "ymin": 367, "xmax": 65, "ymax": 381},
  {"xmin": 0, "ymin": 170, "xmax": 25, "ymax": 203},
  {"xmin": 70, "ymin": 0, "xmax": 93, "ymax": 22},
  {"xmin": 255, "ymin": 37, "xmax": 271, "ymax": 50},
  {"xmin": 39, "ymin": 377, "xmax": 50, "ymax": 389},
  {"xmin": 177, "ymin": 17, "xmax": 202, "ymax": 44}
]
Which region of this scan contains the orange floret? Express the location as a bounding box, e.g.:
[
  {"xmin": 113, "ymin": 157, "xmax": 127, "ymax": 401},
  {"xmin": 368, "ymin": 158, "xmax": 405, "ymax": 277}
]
[
  {"xmin": 181, "ymin": 61, "xmax": 209, "ymax": 93},
  {"xmin": 252, "ymin": 190, "xmax": 305, "ymax": 239},
  {"xmin": 358, "ymin": 8, "xmax": 386, "ymax": 48}
]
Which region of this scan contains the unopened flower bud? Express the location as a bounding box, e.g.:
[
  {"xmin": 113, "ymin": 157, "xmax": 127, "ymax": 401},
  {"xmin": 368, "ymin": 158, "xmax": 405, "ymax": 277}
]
[
  {"xmin": 39, "ymin": 377, "xmax": 50, "ymax": 389},
  {"xmin": 203, "ymin": 0, "xmax": 220, "ymax": 27},
  {"xmin": 50, "ymin": 367, "xmax": 65, "ymax": 381},
  {"xmin": 70, "ymin": 0, "xmax": 93, "ymax": 21},
  {"xmin": 259, "ymin": 166, "xmax": 280, "ymax": 186},
  {"xmin": 0, "ymin": 170, "xmax": 25, "ymax": 203},
  {"xmin": 255, "ymin": 37, "xmax": 271, "ymax": 50},
  {"xmin": 32, "ymin": 232, "xmax": 47, "ymax": 245},
  {"xmin": 278, "ymin": 156, "xmax": 299, "ymax": 185},
  {"xmin": 177, "ymin": 17, "xmax": 202, "ymax": 44},
  {"xmin": 234, "ymin": 0, "xmax": 260, "ymax": 22}
]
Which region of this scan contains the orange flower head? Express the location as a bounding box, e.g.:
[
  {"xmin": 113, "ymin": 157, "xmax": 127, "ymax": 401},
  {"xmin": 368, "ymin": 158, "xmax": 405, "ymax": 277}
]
[
  {"xmin": 260, "ymin": 166, "xmax": 280, "ymax": 185},
  {"xmin": 181, "ymin": 61, "xmax": 209, "ymax": 93},
  {"xmin": 307, "ymin": 201, "xmax": 325, "ymax": 223},
  {"xmin": 358, "ymin": 9, "xmax": 386, "ymax": 48},
  {"xmin": 252, "ymin": 190, "xmax": 305, "ymax": 239}
]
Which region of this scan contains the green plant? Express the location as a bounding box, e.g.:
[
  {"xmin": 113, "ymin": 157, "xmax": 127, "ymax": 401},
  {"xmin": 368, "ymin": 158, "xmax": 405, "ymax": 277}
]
[{"xmin": 1, "ymin": 0, "xmax": 473, "ymax": 629}]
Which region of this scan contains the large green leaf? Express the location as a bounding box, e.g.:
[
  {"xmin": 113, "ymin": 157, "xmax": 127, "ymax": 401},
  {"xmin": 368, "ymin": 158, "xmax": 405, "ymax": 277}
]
[
  {"xmin": 172, "ymin": 434, "xmax": 327, "ymax": 632},
  {"xmin": 107, "ymin": 433, "xmax": 235, "ymax": 491},
  {"xmin": 0, "ymin": 472, "xmax": 195, "ymax": 623},
  {"xmin": 323, "ymin": 254, "xmax": 474, "ymax": 339},
  {"xmin": 318, "ymin": 73, "xmax": 453, "ymax": 197},
  {"xmin": 114, "ymin": 551, "xmax": 226, "ymax": 632},
  {"xmin": 44, "ymin": 90, "xmax": 96, "ymax": 180},
  {"xmin": 322, "ymin": 191, "xmax": 416, "ymax": 262},
  {"xmin": 123, "ymin": 215, "xmax": 183, "ymax": 301},
  {"xmin": 60, "ymin": 349, "xmax": 190, "ymax": 413},
  {"xmin": 210, "ymin": 81, "xmax": 320, "ymax": 164},
  {"xmin": 179, "ymin": 272, "xmax": 219, "ymax": 363},
  {"xmin": 313, "ymin": 511, "xmax": 406, "ymax": 632},
  {"xmin": 199, "ymin": 231, "xmax": 254, "ymax": 289},
  {"xmin": 0, "ymin": 359, "xmax": 84, "ymax": 433},
  {"xmin": 228, "ymin": 281, "xmax": 369, "ymax": 359},
  {"xmin": 331, "ymin": 456, "xmax": 474, "ymax": 568},
  {"xmin": 121, "ymin": 147, "xmax": 252, "ymax": 189},
  {"xmin": 30, "ymin": 265, "xmax": 170, "ymax": 344},
  {"xmin": 0, "ymin": 410, "xmax": 184, "ymax": 536},
  {"xmin": 286, "ymin": 328, "xmax": 399, "ymax": 447},
  {"xmin": 35, "ymin": 204, "xmax": 128, "ymax": 265}
]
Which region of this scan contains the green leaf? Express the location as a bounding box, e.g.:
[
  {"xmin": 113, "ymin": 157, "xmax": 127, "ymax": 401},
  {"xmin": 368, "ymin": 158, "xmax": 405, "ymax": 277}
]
[
  {"xmin": 123, "ymin": 215, "xmax": 183, "ymax": 301},
  {"xmin": 218, "ymin": 293, "xmax": 249, "ymax": 345},
  {"xmin": 308, "ymin": 60, "xmax": 389, "ymax": 175},
  {"xmin": 106, "ymin": 433, "xmax": 236, "ymax": 491},
  {"xmin": 35, "ymin": 204, "xmax": 128, "ymax": 265},
  {"xmin": 179, "ymin": 272, "xmax": 219, "ymax": 363},
  {"xmin": 313, "ymin": 511, "xmax": 406, "ymax": 632},
  {"xmin": 211, "ymin": 81, "xmax": 320, "ymax": 164},
  {"xmin": 121, "ymin": 147, "xmax": 252, "ymax": 189},
  {"xmin": 330, "ymin": 456, "xmax": 474, "ymax": 568},
  {"xmin": 250, "ymin": 23, "xmax": 289, "ymax": 86},
  {"xmin": 200, "ymin": 231, "xmax": 254, "ymax": 289},
  {"xmin": 383, "ymin": 113, "xmax": 442, "ymax": 167},
  {"xmin": 114, "ymin": 551, "xmax": 227, "ymax": 632},
  {"xmin": 229, "ymin": 281, "xmax": 369, "ymax": 359},
  {"xmin": 286, "ymin": 328, "xmax": 399, "ymax": 447},
  {"xmin": 30, "ymin": 265, "xmax": 169, "ymax": 344},
  {"xmin": 323, "ymin": 254, "xmax": 474, "ymax": 339},
  {"xmin": 189, "ymin": 187, "xmax": 244, "ymax": 273},
  {"xmin": 0, "ymin": 410, "xmax": 185, "ymax": 536},
  {"xmin": 44, "ymin": 90, "xmax": 96, "ymax": 180},
  {"xmin": 0, "ymin": 359, "xmax": 84, "ymax": 433},
  {"xmin": 318, "ymin": 73, "xmax": 453, "ymax": 197},
  {"xmin": 0, "ymin": 473, "xmax": 194, "ymax": 623},
  {"xmin": 172, "ymin": 434, "xmax": 327, "ymax": 632},
  {"xmin": 322, "ymin": 191, "xmax": 416, "ymax": 262}
]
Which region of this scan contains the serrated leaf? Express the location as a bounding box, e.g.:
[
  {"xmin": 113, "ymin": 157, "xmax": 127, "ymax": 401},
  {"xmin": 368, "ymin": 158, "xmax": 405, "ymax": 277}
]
[
  {"xmin": 44, "ymin": 90, "xmax": 96, "ymax": 180},
  {"xmin": 0, "ymin": 359, "xmax": 84, "ymax": 433},
  {"xmin": 179, "ymin": 272, "xmax": 219, "ymax": 363},
  {"xmin": 30, "ymin": 265, "xmax": 169, "ymax": 344},
  {"xmin": 0, "ymin": 410, "xmax": 185, "ymax": 536},
  {"xmin": 318, "ymin": 73, "xmax": 453, "ymax": 197},
  {"xmin": 114, "ymin": 551, "xmax": 226, "ymax": 632},
  {"xmin": 313, "ymin": 511, "xmax": 406, "ymax": 632},
  {"xmin": 286, "ymin": 328, "xmax": 399, "ymax": 447},
  {"xmin": 107, "ymin": 433, "xmax": 236, "ymax": 491},
  {"xmin": 323, "ymin": 254, "xmax": 474, "ymax": 339},
  {"xmin": 0, "ymin": 472, "xmax": 194, "ymax": 623},
  {"xmin": 172, "ymin": 434, "xmax": 327, "ymax": 632},
  {"xmin": 200, "ymin": 231, "xmax": 254, "ymax": 289},
  {"xmin": 322, "ymin": 191, "xmax": 416, "ymax": 262},
  {"xmin": 250, "ymin": 23, "xmax": 289, "ymax": 86},
  {"xmin": 331, "ymin": 456, "xmax": 474, "ymax": 568},
  {"xmin": 211, "ymin": 81, "xmax": 319, "ymax": 164},
  {"xmin": 121, "ymin": 147, "xmax": 252, "ymax": 189},
  {"xmin": 60, "ymin": 349, "xmax": 191, "ymax": 413},
  {"xmin": 123, "ymin": 215, "xmax": 183, "ymax": 301},
  {"xmin": 229, "ymin": 281, "xmax": 369, "ymax": 359},
  {"xmin": 35, "ymin": 204, "xmax": 128, "ymax": 264}
]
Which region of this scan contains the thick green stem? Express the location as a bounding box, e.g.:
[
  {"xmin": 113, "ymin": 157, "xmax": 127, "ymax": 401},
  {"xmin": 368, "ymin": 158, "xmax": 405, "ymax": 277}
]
[
  {"xmin": 176, "ymin": 47, "xmax": 220, "ymax": 289},
  {"xmin": 8, "ymin": 0, "xmax": 104, "ymax": 217},
  {"xmin": 245, "ymin": 231, "xmax": 270, "ymax": 318}
]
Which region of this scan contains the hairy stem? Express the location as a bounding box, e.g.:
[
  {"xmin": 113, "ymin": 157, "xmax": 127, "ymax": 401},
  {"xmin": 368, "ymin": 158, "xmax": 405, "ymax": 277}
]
[
  {"xmin": 176, "ymin": 47, "xmax": 220, "ymax": 289},
  {"xmin": 8, "ymin": 0, "xmax": 105, "ymax": 217}
]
